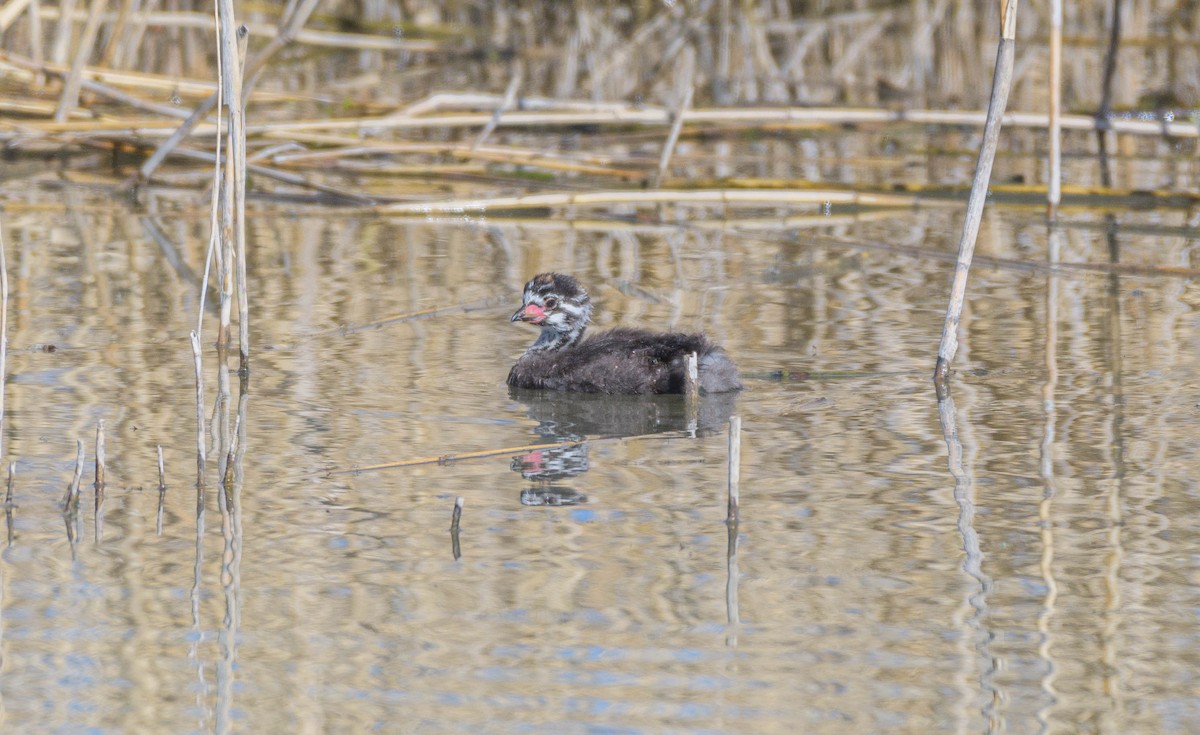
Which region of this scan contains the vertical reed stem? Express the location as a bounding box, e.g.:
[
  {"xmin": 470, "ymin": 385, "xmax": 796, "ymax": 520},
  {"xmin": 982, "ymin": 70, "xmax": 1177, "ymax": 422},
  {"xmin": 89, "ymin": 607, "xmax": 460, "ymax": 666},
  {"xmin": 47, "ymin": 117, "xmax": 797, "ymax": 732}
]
[
  {"xmin": 726, "ymin": 416, "xmax": 741, "ymax": 524},
  {"xmin": 684, "ymin": 351, "xmax": 699, "ymax": 401},
  {"xmin": 5, "ymin": 461, "xmax": 14, "ymax": 546},
  {"xmin": 94, "ymin": 419, "xmax": 106, "ymax": 507},
  {"xmin": 55, "ymin": 0, "xmax": 109, "ymax": 122},
  {"xmin": 157, "ymin": 445, "xmax": 166, "ymax": 536},
  {"xmin": 933, "ymin": 0, "xmax": 1019, "ymax": 396},
  {"xmin": 1047, "ymin": 0, "xmax": 1062, "ymax": 219},
  {"xmin": 62, "ymin": 439, "xmax": 85, "ymax": 511},
  {"xmin": 0, "ymin": 219, "xmax": 9, "ymax": 467},
  {"xmin": 655, "ymin": 45, "xmax": 695, "ymax": 187},
  {"xmin": 190, "ymin": 331, "xmax": 207, "ymax": 486},
  {"xmin": 50, "ymin": 0, "xmax": 77, "ymax": 65}
]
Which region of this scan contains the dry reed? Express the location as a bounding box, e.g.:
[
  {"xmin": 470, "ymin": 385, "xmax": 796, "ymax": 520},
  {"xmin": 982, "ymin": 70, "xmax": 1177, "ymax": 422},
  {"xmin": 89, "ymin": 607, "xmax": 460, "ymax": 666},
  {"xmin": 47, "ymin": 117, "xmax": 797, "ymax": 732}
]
[{"xmin": 934, "ymin": 0, "xmax": 1019, "ymax": 396}]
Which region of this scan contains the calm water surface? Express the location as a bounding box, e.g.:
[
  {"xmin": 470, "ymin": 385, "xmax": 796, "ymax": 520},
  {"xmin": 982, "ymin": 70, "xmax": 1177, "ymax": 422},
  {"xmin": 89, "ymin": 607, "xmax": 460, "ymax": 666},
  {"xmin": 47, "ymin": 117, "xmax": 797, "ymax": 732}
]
[{"xmin": 0, "ymin": 188, "xmax": 1198, "ymax": 734}]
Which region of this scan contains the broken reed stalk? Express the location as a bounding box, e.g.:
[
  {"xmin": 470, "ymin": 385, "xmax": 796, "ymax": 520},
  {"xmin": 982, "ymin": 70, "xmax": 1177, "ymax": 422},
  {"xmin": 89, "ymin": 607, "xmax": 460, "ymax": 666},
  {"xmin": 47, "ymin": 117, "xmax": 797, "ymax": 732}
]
[
  {"xmin": 5, "ymin": 461, "xmax": 13, "ymax": 546},
  {"xmin": 94, "ymin": 418, "xmax": 106, "ymax": 507},
  {"xmin": 727, "ymin": 416, "xmax": 741, "ymax": 524},
  {"xmin": 654, "ymin": 45, "xmax": 695, "ymax": 188},
  {"xmin": 472, "ymin": 59, "xmax": 522, "ymax": 150},
  {"xmin": 450, "ymin": 497, "xmax": 464, "ymax": 561},
  {"xmin": 53, "ymin": 0, "xmax": 107, "ymax": 122},
  {"xmin": 933, "ymin": 0, "xmax": 1019, "ymax": 397},
  {"xmin": 156, "ymin": 444, "xmax": 166, "ymax": 535},
  {"xmin": 222, "ymin": 413, "xmax": 241, "ymax": 488},
  {"xmin": 190, "ymin": 331, "xmax": 207, "ymax": 485},
  {"xmin": 1047, "ymin": 0, "xmax": 1062, "ymax": 218},
  {"xmin": 62, "ymin": 439, "xmax": 85, "ymax": 511},
  {"xmin": 684, "ymin": 351, "xmax": 700, "ymax": 403}
]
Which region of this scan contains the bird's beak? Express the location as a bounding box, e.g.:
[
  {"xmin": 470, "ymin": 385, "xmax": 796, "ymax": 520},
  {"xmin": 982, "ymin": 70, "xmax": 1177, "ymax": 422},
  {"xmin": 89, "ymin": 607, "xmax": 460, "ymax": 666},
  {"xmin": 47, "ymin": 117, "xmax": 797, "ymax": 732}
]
[{"xmin": 511, "ymin": 303, "xmax": 546, "ymax": 324}]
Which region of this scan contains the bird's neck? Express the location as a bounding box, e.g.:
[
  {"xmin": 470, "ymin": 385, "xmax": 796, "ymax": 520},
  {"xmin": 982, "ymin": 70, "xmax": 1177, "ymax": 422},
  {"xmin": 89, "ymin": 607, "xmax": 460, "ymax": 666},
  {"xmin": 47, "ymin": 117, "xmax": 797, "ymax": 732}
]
[{"xmin": 528, "ymin": 325, "xmax": 586, "ymax": 353}]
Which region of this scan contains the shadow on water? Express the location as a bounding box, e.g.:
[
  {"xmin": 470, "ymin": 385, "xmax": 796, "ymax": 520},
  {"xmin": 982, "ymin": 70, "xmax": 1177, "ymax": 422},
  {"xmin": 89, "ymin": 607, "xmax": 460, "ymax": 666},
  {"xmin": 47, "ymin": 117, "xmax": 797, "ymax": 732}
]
[{"xmin": 507, "ymin": 387, "xmax": 738, "ymax": 505}]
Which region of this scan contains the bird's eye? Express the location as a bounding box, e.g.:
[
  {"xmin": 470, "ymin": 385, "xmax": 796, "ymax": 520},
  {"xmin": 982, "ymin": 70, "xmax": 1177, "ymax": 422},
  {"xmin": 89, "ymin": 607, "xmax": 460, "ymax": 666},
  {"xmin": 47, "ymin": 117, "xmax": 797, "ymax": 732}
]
[{"xmin": 543, "ymin": 297, "xmax": 558, "ymax": 309}]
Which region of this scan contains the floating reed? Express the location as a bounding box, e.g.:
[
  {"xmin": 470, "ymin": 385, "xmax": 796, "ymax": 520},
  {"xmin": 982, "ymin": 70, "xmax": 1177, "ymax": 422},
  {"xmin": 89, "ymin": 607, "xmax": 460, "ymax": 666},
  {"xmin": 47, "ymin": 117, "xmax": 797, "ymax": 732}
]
[
  {"xmin": 934, "ymin": 0, "xmax": 1019, "ymax": 396},
  {"xmin": 377, "ymin": 188, "xmax": 930, "ymax": 215}
]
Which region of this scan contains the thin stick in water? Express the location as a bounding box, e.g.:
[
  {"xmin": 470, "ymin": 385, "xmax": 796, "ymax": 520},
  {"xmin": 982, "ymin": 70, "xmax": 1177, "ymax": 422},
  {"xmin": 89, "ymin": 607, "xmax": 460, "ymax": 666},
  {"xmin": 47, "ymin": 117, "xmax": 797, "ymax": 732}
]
[
  {"xmin": 190, "ymin": 330, "xmax": 207, "ymax": 485},
  {"xmin": 933, "ymin": 0, "xmax": 1019, "ymax": 395},
  {"xmin": 62, "ymin": 439, "xmax": 85, "ymax": 512},
  {"xmin": 450, "ymin": 497, "xmax": 464, "ymax": 561},
  {"xmin": 1047, "ymin": 0, "xmax": 1062, "ymax": 219},
  {"xmin": 94, "ymin": 418, "xmax": 106, "ymax": 506},
  {"xmin": 684, "ymin": 351, "xmax": 699, "ymax": 402},
  {"xmin": 0, "ymin": 218, "xmax": 8, "ymax": 466},
  {"xmin": 5, "ymin": 461, "xmax": 14, "ymax": 546},
  {"xmin": 727, "ymin": 416, "xmax": 741, "ymax": 524},
  {"xmin": 156, "ymin": 446, "xmax": 166, "ymax": 536},
  {"xmin": 654, "ymin": 45, "xmax": 695, "ymax": 188}
]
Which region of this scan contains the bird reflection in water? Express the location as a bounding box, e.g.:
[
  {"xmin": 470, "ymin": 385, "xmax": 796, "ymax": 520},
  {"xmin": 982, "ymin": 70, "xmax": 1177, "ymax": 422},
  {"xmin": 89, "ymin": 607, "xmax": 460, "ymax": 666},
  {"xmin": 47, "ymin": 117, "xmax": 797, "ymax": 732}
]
[{"xmin": 509, "ymin": 387, "xmax": 739, "ymax": 506}]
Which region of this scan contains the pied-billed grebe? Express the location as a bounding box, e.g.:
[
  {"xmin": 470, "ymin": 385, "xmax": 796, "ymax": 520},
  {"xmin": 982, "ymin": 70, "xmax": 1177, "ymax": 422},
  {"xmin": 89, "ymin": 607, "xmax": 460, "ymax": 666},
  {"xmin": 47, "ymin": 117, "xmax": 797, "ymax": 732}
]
[{"xmin": 506, "ymin": 273, "xmax": 742, "ymax": 394}]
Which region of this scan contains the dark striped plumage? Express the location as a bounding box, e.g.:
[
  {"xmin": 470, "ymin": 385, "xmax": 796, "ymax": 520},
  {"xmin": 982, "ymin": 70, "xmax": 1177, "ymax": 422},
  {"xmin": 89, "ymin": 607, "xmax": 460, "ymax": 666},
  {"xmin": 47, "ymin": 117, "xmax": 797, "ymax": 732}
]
[{"xmin": 507, "ymin": 273, "xmax": 742, "ymax": 395}]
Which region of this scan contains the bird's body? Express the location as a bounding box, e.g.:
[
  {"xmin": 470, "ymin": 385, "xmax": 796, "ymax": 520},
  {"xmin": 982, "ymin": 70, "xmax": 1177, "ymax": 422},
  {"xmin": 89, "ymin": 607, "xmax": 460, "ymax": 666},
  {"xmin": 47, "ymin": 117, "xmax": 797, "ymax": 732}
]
[{"xmin": 507, "ymin": 273, "xmax": 742, "ymax": 395}]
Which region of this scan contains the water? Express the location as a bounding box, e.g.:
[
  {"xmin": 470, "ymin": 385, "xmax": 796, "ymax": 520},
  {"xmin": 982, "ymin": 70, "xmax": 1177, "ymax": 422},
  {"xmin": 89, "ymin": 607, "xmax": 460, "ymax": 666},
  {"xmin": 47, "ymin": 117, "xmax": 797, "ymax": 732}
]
[
  {"xmin": 2, "ymin": 0, "xmax": 1200, "ymax": 728},
  {"xmin": 0, "ymin": 190, "xmax": 1197, "ymax": 734}
]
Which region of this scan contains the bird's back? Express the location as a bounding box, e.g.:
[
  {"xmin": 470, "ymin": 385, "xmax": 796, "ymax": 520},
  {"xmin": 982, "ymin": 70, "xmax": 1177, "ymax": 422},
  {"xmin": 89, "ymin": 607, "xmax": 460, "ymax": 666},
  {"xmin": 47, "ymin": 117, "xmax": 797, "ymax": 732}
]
[{"xmin": 508, "ymin": 328, "xmax": 742, "ymax": 394}]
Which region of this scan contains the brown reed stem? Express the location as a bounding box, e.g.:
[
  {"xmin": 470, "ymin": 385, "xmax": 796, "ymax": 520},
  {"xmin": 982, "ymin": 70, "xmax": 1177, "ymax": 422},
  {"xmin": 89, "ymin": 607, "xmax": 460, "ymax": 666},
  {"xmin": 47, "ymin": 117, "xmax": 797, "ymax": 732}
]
[
  {"xmin": 450, "ymin": 497, "xmax": 464, "ymax": 561},
  {"xmin": 222, "ymin": 413, "xmax": 240, "ymax": 489},
  {"xmin": 94, "ymin": 418, "xmax": 106, "ymax": 507},
  {"xmin": 62, "ymin": 438, "xmax": 85, "ymax": 511},
  {"xmin": 934, "ymin": 0, "xmax": 1019, "ymax": 396},
  {"xmin": 54, "ymin": 0, "xmax": 108, "ymax": 122}
]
